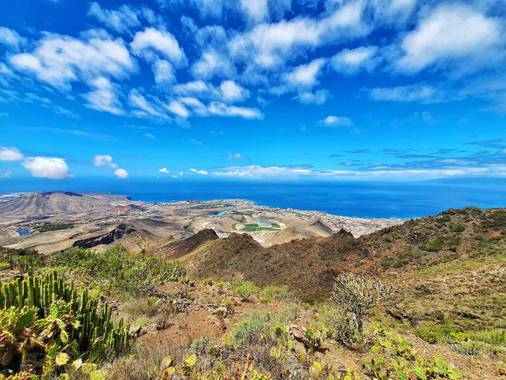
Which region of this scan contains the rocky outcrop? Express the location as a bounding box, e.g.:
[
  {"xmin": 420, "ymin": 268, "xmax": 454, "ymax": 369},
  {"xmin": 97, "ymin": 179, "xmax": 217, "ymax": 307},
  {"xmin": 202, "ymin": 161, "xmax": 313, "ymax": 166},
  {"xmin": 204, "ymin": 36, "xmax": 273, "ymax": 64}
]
[{"xmin": 73, "ymin": 224, "xmax": 136, "ymax": 249}]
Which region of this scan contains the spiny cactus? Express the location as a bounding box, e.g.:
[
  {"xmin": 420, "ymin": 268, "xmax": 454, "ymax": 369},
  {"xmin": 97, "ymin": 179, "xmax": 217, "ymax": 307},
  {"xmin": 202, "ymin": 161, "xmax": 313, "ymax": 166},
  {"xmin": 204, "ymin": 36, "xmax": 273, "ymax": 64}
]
[{"xmin": 0, "ymin": 272, "xmax": 129, "ymax": 355}]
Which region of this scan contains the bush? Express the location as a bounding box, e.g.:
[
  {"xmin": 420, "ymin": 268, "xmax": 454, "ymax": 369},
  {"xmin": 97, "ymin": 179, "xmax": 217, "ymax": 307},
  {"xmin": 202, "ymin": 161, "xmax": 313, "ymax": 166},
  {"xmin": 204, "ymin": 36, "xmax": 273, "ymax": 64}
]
[
  {"xmin": 414, "ymin": 321, "xmax": 457, "ymax": 344},
  {"xmin": 51, "ymin": 246, "xmax": 185, "ymax": 295},
  {"xmin": 122, "ymin": 297, "xmax": 161, "ymax": 317},
  {"xmin": 229, "ymin": 311, "xmax": 272, "ymax": 346},
  {"xmin": 423, "ymin": 239, "xmax": 444, "ymax": 252},
  {"xmin": 332, "ymin": 272, "xmax": 388, "ymax": 335},
  {"xmin": 380, "ymin": 256, "xmax": 395, "ymax": 269},
  {"xmin": 451, "ymin": 223, "xmax": 466, "ymax": 233},
  {"xmin": 364, "ymin": 325, "xmax": 461, "ymax": 379},
  {"xmin": 259, "ymin": 285, "xmax": 293, "ymax": 302},
  {"xmin": 234, "ymin": 281, "xmax": 259, "ymax": 302}
]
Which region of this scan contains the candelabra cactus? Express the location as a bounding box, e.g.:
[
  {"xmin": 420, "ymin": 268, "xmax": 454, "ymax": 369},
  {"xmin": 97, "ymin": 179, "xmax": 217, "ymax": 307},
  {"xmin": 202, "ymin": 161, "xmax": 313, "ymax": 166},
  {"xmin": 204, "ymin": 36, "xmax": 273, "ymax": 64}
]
[{"xmin": 0, "ymin": 272, "xmax": 129, "ymax": 356}]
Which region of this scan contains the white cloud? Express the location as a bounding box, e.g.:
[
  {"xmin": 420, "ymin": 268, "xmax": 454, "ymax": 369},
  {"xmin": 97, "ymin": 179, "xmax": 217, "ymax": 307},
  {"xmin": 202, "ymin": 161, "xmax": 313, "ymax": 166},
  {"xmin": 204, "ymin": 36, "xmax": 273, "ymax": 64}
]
[
  {"xmin": 330, "ymin": 46, "xmax": 378, "ymax": 74},
  {"xmin": 128, "ymin": 89, "xmax": 164, "ymax": 118},
  {"xmin": 93, "ymin": 154, "xmax": 118, "ymax": 168},
  {"xmin": 114, "ymin": 168, "xmax": 129, "ymax": 179},
  {"xmin": 227, "ymin": 152, "xmax": 243, "ymax": 161},
  {"xmin": 85, "ymin": 76, "xmax": 123, "ymax": 115},
  {"xmin": 93, "ymin": 154, "xmax": 128, "ymax": 179},
  {"xmin": 153, "ymin": 59, "xmax": 175, "ymax": 84},
  {"xmin": 296, "ymin": 90, "xmax": 329, "ymax": 105},
  {"xmin": 179, "ymin": 96, "xmax": 208, "ymax": 115},
  {"xmin": 0, "ymin": 27, "xmax": 26, "ymax": 50},
  {"xmin": 191, "ymin": 50, "xmax": 236, "ymax": 79},
  {"xmin": 229, "ymin": 1, "xmax": 366, "ymax": 69},
  {"xmin": 398, "ymin": 4, "xmax": 503, "ymax": 72},
  {"xmin": 22, "ymin": 157, "xmax": 69, "ymax": 179},
  {"xmin": 166, "ymin": 100, "xmax": 190, "ymax": 118},
  {"xmin": 240, "ymin": 0, "xmax": 269, "ymax": 23},
  {"xmin": 173, "ymin": 80, "xmax": 210, "ymax": 95},
  {"xmin": 159, "ymin": 167, "xmax": 170, "ymax": 174},
  {"xmin": 0, "ymin": 147, "xmax": 24, "ymax": 161},
  {"xmin": 285, "ymin": 58, "xmax": 326, "ymax": 88},
  {"xmin": 131, "ymin": 27, "xmax": 186, "ymax": 66},
  {"xmin": 367, "ymin": 84, "xmax": 451, "ymax": 104},
  {"xmin": 207, "ymin": 102, "xmax": 263, "ymax": 119},
  {"xmin": 88, "ymin": 2, "xmax": 141, "ymax": 34},
  {"xmin": 10, "ymin": 34, "xmax": 134, "ymax": 90},
  {"xmin": 190, "ymin": 168, "xmax": 209, "ymax": 175},
  {"xmin": 369, "ymin": 0, "xmax": 417, "ymax": 25},
  {"xmin": 211, "ymin": 164, "xmax": 505, "ymax": 180},
  {"xmin": 321, "ymin": 115, "xmax": 353, "ymax": 127},
  {"xmin": 220, "ymin": 80, "xmax": 249, "ymax": 102}
]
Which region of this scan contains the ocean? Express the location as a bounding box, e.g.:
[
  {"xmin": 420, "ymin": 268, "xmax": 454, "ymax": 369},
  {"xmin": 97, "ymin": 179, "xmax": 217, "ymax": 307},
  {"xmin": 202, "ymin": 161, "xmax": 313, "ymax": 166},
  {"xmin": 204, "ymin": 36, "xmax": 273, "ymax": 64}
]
[{"xmin": 2, "ymin": 177, "xmax": 506, "ymax": 218}]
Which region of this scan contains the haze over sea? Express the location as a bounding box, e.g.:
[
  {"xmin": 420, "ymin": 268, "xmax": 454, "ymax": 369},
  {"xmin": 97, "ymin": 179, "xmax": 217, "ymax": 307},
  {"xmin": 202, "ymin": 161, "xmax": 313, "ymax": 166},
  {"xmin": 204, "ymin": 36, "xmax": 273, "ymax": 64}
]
[{"xmin": 1, "ymin": 178, "xmax": 505, "ymax": 219}]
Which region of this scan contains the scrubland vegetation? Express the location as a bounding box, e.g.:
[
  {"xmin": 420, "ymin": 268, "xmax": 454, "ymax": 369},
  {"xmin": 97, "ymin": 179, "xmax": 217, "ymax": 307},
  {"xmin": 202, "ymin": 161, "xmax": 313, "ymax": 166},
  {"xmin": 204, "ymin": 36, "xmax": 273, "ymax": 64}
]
[{"xmin": 1, "ymin": 206, "xmax": 506, "ymax": 379}]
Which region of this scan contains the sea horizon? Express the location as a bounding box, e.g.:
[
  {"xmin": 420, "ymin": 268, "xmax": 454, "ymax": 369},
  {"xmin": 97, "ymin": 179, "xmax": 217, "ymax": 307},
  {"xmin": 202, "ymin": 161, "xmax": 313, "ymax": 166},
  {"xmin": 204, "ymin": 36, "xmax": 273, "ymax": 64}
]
[{"xmin": 2, "ymin": 176, "xmax": 506, "ymax": 219}]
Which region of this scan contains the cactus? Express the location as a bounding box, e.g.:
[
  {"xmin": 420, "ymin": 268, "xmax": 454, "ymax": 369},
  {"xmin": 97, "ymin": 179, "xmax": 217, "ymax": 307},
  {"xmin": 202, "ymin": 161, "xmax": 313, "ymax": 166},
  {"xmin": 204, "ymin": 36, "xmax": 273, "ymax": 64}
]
[{"xmin": 0, "ymin": 272, "xmax": 129, "ymax": 356}]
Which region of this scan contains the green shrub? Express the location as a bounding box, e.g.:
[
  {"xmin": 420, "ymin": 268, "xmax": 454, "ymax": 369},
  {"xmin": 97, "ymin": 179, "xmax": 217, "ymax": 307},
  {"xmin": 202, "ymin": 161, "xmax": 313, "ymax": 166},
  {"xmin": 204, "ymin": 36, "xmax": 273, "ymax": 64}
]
[
  {"xmin": 451, "ymin": 341, "xmax": 482, "ymax": 356},
  {"xmin": 451, "ymin": 223, "xmax": 465, "ymax": 233},
  {"xmin": 234, "ymin": 281, "xmax": 259, "ymax": 301},
  {"xmin": 51, "ymin": 246, "xmax": 185, "ymax": 295},
  {"xmin": 365, "ymin": 325, "xmax": 461, "ymax": 379},
  {"xmin": 259, "ymin": 285, "xmax": 293, "ymax": 302},
  {"xmin": 469, "ymin": 329, "xmax": 506, "ymax": 347},
  {"xmin": 380, "ymin": 256, "xmax": 395, "ymax": 269},
  {"xmin": 423, "ymin": 239, "xmax": 444, "ymax": 252},
  {"xmin": 229, "ymin": 311, "xmax": 272, "ymax": 346},
  {"xmin": 414, "ymin": 321, "xmax": 457, "ymax": 344}
]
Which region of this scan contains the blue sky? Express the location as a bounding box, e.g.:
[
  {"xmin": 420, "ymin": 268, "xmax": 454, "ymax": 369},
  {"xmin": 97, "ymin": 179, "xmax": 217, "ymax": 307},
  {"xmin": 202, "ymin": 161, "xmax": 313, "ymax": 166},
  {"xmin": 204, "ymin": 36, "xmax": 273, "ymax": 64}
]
[{"xmin": 0, "ymin": 0, "xmax": 506, "ymax": 182}]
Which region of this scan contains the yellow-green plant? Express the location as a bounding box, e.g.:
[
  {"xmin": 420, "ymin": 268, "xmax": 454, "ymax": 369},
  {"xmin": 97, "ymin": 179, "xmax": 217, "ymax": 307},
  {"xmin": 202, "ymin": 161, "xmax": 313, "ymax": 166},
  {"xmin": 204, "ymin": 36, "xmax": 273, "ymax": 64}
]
[{"xmin": 0, "ymin": 272, "xmax": 129, "ymax": 368}]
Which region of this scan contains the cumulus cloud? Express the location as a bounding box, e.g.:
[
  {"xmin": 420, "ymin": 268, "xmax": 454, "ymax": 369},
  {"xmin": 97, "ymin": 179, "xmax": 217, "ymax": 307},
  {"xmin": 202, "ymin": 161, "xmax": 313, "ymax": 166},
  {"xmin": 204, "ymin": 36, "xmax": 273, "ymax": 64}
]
[
  {"xmin": 128, "ymin": 89, "xmax": 164, "ymax": 118},
  {"xmin": 22, "ymin": 157, "xmax": 69, "ymax": 179},
  {"xmin": 93, "ymin": 154, "xmax": 118, "ymax": 168},
  {"xmin": 10, "ymin": 34, "xmax": 134, "ymax": 90},
  {"xmin": 88, "ymin": 2, "xmax": 142, "ymax": 34},
  {"xmin": 0, "ymin": 147, "xmax": 24, "ymax": 161},
  {"xmin": 220, "ymin": 80, "xmax": 249, "ymax": 102},
  {"xmin": 397, "ymin": 4, "xmax": 503, "ymax": 72},
  {"xmin": 207, "ymin": 102, "xmax": 263, "ymax": 119},
  {"xmin": 85, "ymin": 76, "xmax": 123, "ymax": 115},
  {"xmin": 240, "ymin": 0, "xmax": 269, "ymax": 23},
  {"xmin": 285, "ymin": 58, "xmax": 326, "ymax": 88},
  {"xmin": 159, "ymin": 167, "xmax": 170, "ymax": 174},
  {"xmin": 321, "ymin": 115, "xmax": 353, "ymax": 127},
  {"xmin": 228, "ymin": 1, "xmax": 366, "ymax": 69},
  {"xmin": 131, "ymin": 27, "xmax": 186, "ymax": 66},
  {"xmin": 0, "ymin": 27, "xmax": 26, "ymax": 50},
  {"xmin": 94, "ymin": 154, "xmax": 128, "ymax": 179},
  {"xmin": 152, "ymin": 59, "xmax": 175, "ymax": 84},
  {"xmin": 191, "ymin": 50, "xmax": 236, "ymax": 80},
  {"xmin": 114, "ymin": 168, "xmax": 129, "ymax": 179},
  {"xmin": 296, "ymin": 90, "xmax": 329, "ymax": 105},
  {"xmin": 330, "ymin": 46, "xmax": 378, "ymax": 74},
  {"xmin": 166, "ymin": 100, "xmax": 190, "ymax": 118}
]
